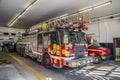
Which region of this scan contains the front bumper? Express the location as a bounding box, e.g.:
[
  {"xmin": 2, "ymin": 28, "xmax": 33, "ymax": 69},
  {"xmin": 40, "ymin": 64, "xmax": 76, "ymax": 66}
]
[
  {"xmin": 67, "ymin": 57, "xmax": 94, "ymax": 68},
  {"xmin": 101, "ymin": 54, "xmax": 112, "ymax": 60}
]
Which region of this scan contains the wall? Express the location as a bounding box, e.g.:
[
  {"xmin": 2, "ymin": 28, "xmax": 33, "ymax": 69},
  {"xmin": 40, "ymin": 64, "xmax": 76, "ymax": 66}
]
[
  {"xmin": 0, "ymin": 27, "xmax": 25, "ymax": 33},
  {"xmin": 0, "ymin": 27, "xmax": 25, "ymax": 42},
  {"xmin": 85, "ymin": 18, "xmax": 120, "ymax": 43},
  {"xmin": 85, "ymin": 17, "xmax": 120, "ymax": 59}
]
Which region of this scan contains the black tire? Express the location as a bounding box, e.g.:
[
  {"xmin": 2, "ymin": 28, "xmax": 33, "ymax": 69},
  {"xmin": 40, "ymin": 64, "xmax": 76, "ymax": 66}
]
[
  {"xmin": 93, "ymin": 54, "xmax": 102, "ymax": 64},
  {"xmin": 31, "ymin": 56, "xmax": 37, "ymax": 60},
  {"xmin": 43, "ymin": 54, "xmax": 52, "ymax": 69}
]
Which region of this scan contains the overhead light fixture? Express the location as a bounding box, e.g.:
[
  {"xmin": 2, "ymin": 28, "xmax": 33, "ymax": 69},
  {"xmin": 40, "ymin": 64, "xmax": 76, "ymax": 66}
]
[
  {"xmin": 7, "ymin": 0, "xmax": 40, "ymax": 27},
  {"xmin": 7, "ymin": 13, "xmax": 20, "ymax": 26},
  {"xmin": 79, "ymin": 0, "xmax": 112, "ymax": 13},
  {"xmin": 80, "ymin": 8, "xmax": 93, "ymax": 13},
  {"xmin": 94, "ymin": 1, "xmax": 112, "ymax": 9},
  {"xmin": 9, "ymin": 20, "xmax": 16, "ymax": 26},
  {"xmin": 25, "ymin": 5, "xmax": 33, "ymax": 11}
]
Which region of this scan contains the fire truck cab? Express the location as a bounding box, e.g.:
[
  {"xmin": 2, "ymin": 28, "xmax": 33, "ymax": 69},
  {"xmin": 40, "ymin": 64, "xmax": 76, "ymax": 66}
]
[{"xmin": 17, "ymin": 29, "xmax": 93, "ymax": 68}]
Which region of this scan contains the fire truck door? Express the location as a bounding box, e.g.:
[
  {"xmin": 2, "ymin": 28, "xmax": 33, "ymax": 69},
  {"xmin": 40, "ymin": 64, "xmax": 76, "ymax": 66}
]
[
  {"xmin": 50, "ymin": 32, "xmax": 60, "ymax": 56},
  {"xmin": 43, "ymin": 33, "xmax": 49, "ymax": 51},
  {"xmin": 37, "ymin": 34, "xmax": 43, "ymax": 53},
  {"xmin": 49, "ymin": 31, "xmax": 62, "ymax": 66}
]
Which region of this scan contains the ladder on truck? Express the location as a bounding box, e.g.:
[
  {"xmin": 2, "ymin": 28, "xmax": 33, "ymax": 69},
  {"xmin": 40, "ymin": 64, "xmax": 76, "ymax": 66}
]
[{"xmin": 27, "ymin": 12, "xmax": 90, "ymax": 33}]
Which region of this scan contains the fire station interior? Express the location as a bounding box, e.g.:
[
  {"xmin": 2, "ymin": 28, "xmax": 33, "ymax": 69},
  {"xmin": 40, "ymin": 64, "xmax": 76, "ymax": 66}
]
[{"xmin": 0, "ymin": 0, "xmax": 120, "ymax": 80}]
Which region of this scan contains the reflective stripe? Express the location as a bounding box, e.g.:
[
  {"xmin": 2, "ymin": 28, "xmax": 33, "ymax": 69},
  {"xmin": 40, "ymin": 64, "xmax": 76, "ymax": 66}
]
[
  {"xmin": 51, "ymin": 55, "xmax": 60, "ymax": 59},
  {"xmin": 62, "ymin": 57, "xmax": 75, "ymax": 60},
  {"xmin": 51, "ymin": 55, "xmax": 74, "ymax": 60}
]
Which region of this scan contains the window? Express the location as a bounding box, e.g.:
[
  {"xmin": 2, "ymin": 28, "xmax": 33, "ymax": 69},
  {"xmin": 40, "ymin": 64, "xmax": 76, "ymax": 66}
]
[
  {"xmin": 50, "ymin": 31, "xmax": 59, "ymax": 44},
  {"xmin": 4, "ymin": 33, "xmax": 9, "ymax": 35},
  {"xmin": 38, "ymin": 34, "xmax": 42, "ymax": 44},
  {"xmin": 43, "ymin": 33, "xmax": 49, "ymax": 48},
  {"xmin": 77, "ymin": 32, "xmax": 86, "ymax": 44},
  {"xmin": 11, "ymin": 33, "xmax": 16, "ymax": 36},
  {"xmin": 69, "ymin": 32, "xmax": 77, "ymax": 44}
]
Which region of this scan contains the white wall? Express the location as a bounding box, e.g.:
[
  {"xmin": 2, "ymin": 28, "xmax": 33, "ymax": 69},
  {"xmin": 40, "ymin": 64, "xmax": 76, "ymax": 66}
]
[
  {"xmin": 0, "ymin": 27, "xmax": 25, "ymax": 33},
  {"xmin": 85, "ymin": 18, "xmax": 120, "ymax": 43},
  {"xmin": 0, "ymin": 27, "xmax": 25, "ymax": 42}
]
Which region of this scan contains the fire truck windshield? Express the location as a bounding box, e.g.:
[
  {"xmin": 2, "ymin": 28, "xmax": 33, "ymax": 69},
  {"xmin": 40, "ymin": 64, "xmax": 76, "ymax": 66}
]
[
  {"xmin": 69, "ymin": 32, "xmax": 78, "ymax": 44},
  {"xmin": 76, "ymin": 32, "xmax": 87, "ymax": 44},
  {"xmin": 62, "ymin": 30, "xmax": 87, "ymax": 44},
  {"xmin": 61, "ymin": 30, "xmax": 87, "ymax": 45},
  {"xmin": 61, "ymin": 30, "xmax": 78, "ymax": 44}
]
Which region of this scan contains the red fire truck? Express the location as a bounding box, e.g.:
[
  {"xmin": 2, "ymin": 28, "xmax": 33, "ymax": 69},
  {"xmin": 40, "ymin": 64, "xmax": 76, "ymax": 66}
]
[{"xmin": 16, "ymin": 28, "xmax": 93, "ymax": 68}]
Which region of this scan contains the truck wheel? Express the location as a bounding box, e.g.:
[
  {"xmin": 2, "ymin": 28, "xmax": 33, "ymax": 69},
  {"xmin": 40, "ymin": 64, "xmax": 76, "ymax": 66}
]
[
  {"xmin": 43, "ymin": 54, "xmax": 52, "ymax": 69},
  {"xmin": 93, "ymin": 54, "xmax": 102, "ymax": 64}
]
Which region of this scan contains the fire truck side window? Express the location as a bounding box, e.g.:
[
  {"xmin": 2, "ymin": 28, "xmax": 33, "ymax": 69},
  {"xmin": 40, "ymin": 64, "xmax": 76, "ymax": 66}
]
[
  {"xmin": 38, "ymin": 34, "xmax": 42, "ymax": 44},
  {"xmin": 50, "ymin": 32, "xmax": 59, "ymax": 44},
  {"xmin": 43, "ymin": 33, "xmax": 49, "ymax": 48}
]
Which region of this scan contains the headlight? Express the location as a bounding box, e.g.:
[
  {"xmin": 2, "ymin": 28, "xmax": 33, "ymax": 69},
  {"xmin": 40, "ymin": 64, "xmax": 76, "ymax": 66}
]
[{"xmin": 101, "ymin": 51, "xmax": 105, "ymax": 56}]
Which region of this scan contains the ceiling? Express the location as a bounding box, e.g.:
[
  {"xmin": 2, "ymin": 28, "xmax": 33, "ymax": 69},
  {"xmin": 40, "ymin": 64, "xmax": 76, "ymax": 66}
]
[{"xmin": 0, "ymin": 0, "xmax": 120, "ymax": 29}]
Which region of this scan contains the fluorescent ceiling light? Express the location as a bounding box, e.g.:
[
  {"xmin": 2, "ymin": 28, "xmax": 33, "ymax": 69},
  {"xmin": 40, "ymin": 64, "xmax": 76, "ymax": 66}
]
[
  {"xmin": 79, "ymin": 0, "xmax": 112, "ymax": 13},
  {"xmin": 94, "ymin": 1, "xmax": 112, "ymax": 9},
  {"xmin": 17, "ymin": 15, "xmax": 22, "ymax": 19},
  {"xmin": 7, "ymin": 13, "xmax": 20, "ymax": 25},
  {"xmin": 80, "ymin": 8, "xmax": 93, "ymax": 13},
  {"xmin": 8, "ymin": 0, "xmax": 40, "ymax": 27},
  {"xmin": 10, "ymin": 15, "xmax": 22, "ymax": 25},
  {"xmin": 9, "ymin": 20, "xmax": 16, "ymax": 26},
  {"xmin": 34, "ymin": 0, "xmax": 39, "ymax": 4},
  {"xmin": 25, "ymin": 5, "xmax": 33, "ymax": 11}
]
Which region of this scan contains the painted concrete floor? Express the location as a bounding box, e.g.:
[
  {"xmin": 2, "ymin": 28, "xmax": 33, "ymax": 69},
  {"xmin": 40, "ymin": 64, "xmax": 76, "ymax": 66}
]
[
  {"xmin": 0, "ymin": 52, "xmax": 120, "ymax": 80},
  {"xmin": 0, "ymin": 52, "xmax": 39, "ymax": 80}
]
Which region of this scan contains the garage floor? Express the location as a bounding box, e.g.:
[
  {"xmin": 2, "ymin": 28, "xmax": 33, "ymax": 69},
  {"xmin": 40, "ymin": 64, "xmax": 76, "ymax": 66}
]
[{"xmin": 0, "ymin": 52, "xmax": 120, "ymax": 80}]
